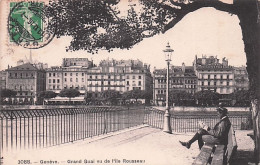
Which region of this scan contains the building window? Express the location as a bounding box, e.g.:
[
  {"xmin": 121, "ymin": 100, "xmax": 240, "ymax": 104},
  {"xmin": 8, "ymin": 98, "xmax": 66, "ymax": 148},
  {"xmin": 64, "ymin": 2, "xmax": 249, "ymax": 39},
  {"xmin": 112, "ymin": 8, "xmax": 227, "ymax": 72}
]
[
  {"xmin": 90, "ymin": 75, "xmax": 92, "ymax": 79},
  {"xmin": 57, "ymin": 79, "xmax": 60, "ymax": 83},
  {"xmin": 64, "ymin": 78, "xmax": 67, "ymax": 82},
  {"xmin": 76, "ymin": 78, "xmax": 78, "ymax": 82},
  {"xmin": 76, "ymin": 73, "xmax": 78, "ymax": 76},
  {"xmin": 53, "ymin": 73, "xmax": 56, "ymax": 76},
  {"xmin": 202, "ymin": 82, "xmax": 204, "ymax": 86},
  {"xmin": 49, "ymin": 73, "xmax": 51, "ymax": 77},
  {"xmin": 214, "ymin": 75, "xmax": 217, "ymax": 79},
  {"xmin": 208, "ymin": 75, "xmax": 210, "ymax": 79},
  {"xmin": 108, "ymin": 81, "xmax": 110, "ymax": 85},
  {"xmin": 127, "ymin": 81, "xmax": 129, "ymax": 85},
  {"xmin": 208, "ymin": 81, "xmax": 210, "ymax": 86},
  {"xmin": 108, "ymin": 75, "xmax": 110, "ymax": 79},
  {"xmin": 70, "ymin": 78, "xmax": 72, "ymax": 82},
  {"xmin": 227, "ymin": 75, "xmax": 229, "ymax": 79},
  {"xmin": 227, "ymin": 82, "xmax": 229, "ymax": 86},
  {"xmin": 82, "ymin": 78, "xmax": 84, "ymax": 82},
  {"xmin": 133, "ymin": 75, "xmax": 135, "ymax": 79},
  {"xmin": 53, "ymin": 85, "xmax": 55, "ymax": 89},
  {"xmin": 70, "ymin": 73, "xmax": 72, "ymax": 76},
  {"xmin": 126, "ymin": 75, "xmax": 129, "ymax": 79},
  {"xmin": 221, "ymin": 75, "xmax": 223, "ymax": 79},
  {"xmin": 65, "ymin": 73, "xmax": 67, "ymax": 76},
  {"xmin": 95, "ymin": 75, "xmax": 98, "ymax": 79},
  {"xmin": 138, "ymin": 81, "xmax": 141, "ymax": 86},
  {"xmin": 139, "ymin": 76, "xmax": 142, "ymax": 79},
  {"xmin": 57, "ymin": 85, "xmax": 60, "ymax": 89},
  {"xmin": 53, "ymin": 79, "xmax": 55, "ymax": 83},
  {"xmin": 49, "ymin": 79, "xmax": 51, "ymax": 83},
  {"xmin": 82, "ymin": 73, "xmax": 84, "ymax": 76},
  {"xmin": 214, "ymin": 82, "xmax": 216, "ymax": 86}
]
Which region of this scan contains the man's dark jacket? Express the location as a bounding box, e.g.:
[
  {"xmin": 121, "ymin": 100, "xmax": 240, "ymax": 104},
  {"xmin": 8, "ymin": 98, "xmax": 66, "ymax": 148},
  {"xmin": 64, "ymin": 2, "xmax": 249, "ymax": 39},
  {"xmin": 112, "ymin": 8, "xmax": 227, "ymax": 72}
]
[{"xmin": 207, "ymin": 116, "xmax": 231, "ymax": 145}]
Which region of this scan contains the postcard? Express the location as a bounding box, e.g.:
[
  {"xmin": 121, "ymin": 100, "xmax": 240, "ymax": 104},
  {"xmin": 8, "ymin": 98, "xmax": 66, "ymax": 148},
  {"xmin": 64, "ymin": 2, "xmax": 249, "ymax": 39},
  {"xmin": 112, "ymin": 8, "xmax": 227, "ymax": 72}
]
[{"xmin": 0, "ymin": 0, "xmax": 258, "ymax": 164}]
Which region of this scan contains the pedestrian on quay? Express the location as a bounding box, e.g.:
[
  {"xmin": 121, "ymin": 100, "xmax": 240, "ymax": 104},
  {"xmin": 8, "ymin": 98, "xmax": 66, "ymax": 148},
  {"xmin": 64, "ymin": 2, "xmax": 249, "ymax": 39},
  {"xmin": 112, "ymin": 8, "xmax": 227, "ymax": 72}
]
[{"xmin": 179, "ymin": 106, "xmax": 231, "ymax": 150}]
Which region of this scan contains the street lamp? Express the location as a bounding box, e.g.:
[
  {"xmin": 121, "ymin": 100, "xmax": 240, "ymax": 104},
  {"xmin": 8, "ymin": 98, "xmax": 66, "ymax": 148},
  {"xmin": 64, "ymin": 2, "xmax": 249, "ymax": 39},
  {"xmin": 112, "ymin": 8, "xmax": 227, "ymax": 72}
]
[{"xmin": 163, "ymin": 42, "xmax": 173, "ymax": 134}]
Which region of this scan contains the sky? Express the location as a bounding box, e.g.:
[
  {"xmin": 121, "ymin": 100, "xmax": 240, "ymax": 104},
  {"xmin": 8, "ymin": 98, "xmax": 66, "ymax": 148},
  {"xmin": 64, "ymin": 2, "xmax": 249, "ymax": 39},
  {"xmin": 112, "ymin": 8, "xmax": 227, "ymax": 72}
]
[{"xmin": 0, "ymin": 1, "xmax": 246, "ymax": 71}]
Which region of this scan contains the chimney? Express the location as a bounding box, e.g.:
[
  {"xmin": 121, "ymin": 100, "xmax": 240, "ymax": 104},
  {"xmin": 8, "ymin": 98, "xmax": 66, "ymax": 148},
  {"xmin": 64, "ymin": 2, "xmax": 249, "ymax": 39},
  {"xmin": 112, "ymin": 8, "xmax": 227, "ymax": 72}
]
[
  {"xmin": 182, "ymin": 62, "xmax": 185, "ymax": 72},
  {"xmin": 202, "ymin": 56, "xmax": 206, "ymax": 65}
]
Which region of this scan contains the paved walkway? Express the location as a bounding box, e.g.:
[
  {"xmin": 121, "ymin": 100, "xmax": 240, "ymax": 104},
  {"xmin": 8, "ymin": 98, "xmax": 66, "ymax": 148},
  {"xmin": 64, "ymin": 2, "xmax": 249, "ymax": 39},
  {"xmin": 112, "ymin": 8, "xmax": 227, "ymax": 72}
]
[{"xmin": 3, "ymin": 126, "xmax": 256, "ymax": 165}]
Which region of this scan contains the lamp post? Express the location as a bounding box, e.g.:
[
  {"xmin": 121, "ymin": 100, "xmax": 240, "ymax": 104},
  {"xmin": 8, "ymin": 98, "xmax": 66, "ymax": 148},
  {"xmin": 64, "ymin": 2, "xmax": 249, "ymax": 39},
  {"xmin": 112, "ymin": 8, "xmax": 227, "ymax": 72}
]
[{"xmin": 163, "ymin": 42, "xmax": 173, "ymax": 134}]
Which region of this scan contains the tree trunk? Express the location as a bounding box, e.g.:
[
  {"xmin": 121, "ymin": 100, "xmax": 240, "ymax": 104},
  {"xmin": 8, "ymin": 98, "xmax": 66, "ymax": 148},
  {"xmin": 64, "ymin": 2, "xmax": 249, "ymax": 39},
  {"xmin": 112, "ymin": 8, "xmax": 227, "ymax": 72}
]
[
  {"xmin": 251, "ymin": 100, "xmax": 260, "ymax": 163},
  {"xmin": 235, "ymin": 0, "xmax": 260, "ymax": 163}
]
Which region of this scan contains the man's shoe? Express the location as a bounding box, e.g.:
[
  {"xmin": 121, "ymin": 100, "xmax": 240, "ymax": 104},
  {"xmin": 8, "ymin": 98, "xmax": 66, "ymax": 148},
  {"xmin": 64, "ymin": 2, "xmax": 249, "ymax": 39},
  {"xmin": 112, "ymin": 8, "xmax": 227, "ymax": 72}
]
[{"xmin": 179, "ymin": 141, "xmax": 191, "ymax": 149}]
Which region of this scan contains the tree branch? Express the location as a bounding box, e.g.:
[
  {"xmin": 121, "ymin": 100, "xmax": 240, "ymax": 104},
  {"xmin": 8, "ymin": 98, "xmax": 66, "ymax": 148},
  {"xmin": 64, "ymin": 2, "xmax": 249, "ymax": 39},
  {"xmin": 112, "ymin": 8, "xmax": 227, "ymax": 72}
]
[
  {"xmin": 169, "ymin": 0, "xmax": 185, "ymax": 7},
  {"xmin": 163, "ymin": 0, "xmax": 237, "ymax": 33}
]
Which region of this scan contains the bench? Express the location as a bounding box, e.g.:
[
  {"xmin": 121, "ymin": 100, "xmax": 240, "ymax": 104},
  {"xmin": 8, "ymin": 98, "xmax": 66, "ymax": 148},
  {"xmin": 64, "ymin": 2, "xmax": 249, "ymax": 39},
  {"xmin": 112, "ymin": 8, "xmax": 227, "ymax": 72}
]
[{"xmin": 192, "ymin": 125, "xmax": 237, "ymax": 165}]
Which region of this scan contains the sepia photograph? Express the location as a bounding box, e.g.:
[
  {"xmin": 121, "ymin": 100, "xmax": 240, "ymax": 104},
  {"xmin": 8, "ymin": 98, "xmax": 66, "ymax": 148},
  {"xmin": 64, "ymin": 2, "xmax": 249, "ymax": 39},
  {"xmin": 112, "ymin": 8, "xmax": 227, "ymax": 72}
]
[{"xmin": 0, "ymin": 0, "xmax": 260, "ymax": 164}]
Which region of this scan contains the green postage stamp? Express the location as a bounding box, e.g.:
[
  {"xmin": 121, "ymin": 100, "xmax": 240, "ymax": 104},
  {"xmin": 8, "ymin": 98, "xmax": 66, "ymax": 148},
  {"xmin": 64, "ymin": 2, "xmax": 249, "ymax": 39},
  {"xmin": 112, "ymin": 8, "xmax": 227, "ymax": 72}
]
[{"xmin": 8, "ymin": 1, "xmax": 55, "ymax": 49}]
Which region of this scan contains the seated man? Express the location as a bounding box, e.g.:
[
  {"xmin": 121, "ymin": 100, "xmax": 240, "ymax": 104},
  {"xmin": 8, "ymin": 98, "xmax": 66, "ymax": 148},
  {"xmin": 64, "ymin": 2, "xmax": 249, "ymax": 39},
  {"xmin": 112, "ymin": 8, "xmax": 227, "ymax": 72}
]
[{"xmin": 179, "ymin": 107, "xmax": 231, "ymax": 149}]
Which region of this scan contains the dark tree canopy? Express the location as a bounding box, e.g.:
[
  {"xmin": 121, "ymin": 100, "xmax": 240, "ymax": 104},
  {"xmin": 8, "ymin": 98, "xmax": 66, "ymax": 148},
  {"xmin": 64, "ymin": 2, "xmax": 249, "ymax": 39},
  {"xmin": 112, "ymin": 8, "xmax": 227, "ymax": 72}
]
[
  {"xmin": 194, "ymin": 90, "xmax": 220, "ymax": 106},
  {"xmin": 47, "ymin": 0, "xmax": 237, "ymax": 53},
  {"xmin": 122, "ymin": 89, "xmax": 146, "ymax": 101},
  {"xmin": 0, "ymin": 89, "xmax": 17, "ymax": 98},
  {"xmin": 38, "ymin": 91, "xmax": 57, "ymax": 99},
  {"xmin": 59, "ymin": 88, "xmax": 80, "ymax": 98}
]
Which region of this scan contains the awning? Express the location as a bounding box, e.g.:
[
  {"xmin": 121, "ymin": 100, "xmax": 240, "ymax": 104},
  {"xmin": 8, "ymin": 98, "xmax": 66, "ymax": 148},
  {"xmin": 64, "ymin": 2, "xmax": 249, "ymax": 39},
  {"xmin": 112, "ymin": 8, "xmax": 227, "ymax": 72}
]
[{"xmin": 47, "ymin": 96, "xmax": 85, "ymax": 101}]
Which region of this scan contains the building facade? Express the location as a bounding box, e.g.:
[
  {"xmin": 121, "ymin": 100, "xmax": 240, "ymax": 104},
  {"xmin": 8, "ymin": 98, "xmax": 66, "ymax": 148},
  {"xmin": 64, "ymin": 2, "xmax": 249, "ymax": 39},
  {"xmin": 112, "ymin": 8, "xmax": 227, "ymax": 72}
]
[
  {"xmin": 87, "ymin": 59, "xmax": 152, "ymax": 94},
  {"xmin": 5, "ymin": 63, "xmax": 46, "ymax": 104},
  {"xmin": 233, "ymin": 66, "xmax": 249, "ymax": 91},
  {"xmin": 0, "ymin": 71, "xmax": 6, "ymax": 89},
  {"xmin": 62, "ymin": 58, "xmax": 93, "ymax": 67},
  {"xmin": 46, "ymin": 66, "xmax": 88, "ymax": 95},
  {"xmin": 45, "ymin": 58, "xmax": 152, "ymax": 103},
  {"xmin": 153, "ymin": 63, "xmax": 197, "ymax": 106},
  {"xmin": 194, "ymin": 55, "xmax": 235, "ymax": 94}
]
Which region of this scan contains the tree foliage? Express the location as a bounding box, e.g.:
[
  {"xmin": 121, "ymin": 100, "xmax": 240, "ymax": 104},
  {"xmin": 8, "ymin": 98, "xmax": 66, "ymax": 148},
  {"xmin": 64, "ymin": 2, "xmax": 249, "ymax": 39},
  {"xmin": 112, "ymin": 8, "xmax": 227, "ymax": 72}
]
[
  {"xmin": 231, "ymin": 90, "xmax": 250, "ymax": 106},
  {"xmin": 194, "ymin": 90, "xmax": 220, "ymax": 106},
  {"xmin": 38, "ymin": 91, "xmax": 57, "ymax": 99},
  {"xmin": 47, "ymin": 0, "xmax": 237, "ymax": 53},
  {"xmin": 169, "ymin": 90, "xmax": 193, "ymax": 105},
  {"xmin": 122, "ymin": 89, "xmax": 146, "ymax": 101},
  {"xmin": 0, "ymin": 89, "xmax": 17, "ymax": 98},
  {"xmin": 101, "ymin": 90, "xmax": 121, "ymax": 99},
  {"xmin": 59, "ymin": 89, "xmax": 80, "ymax": 98}
]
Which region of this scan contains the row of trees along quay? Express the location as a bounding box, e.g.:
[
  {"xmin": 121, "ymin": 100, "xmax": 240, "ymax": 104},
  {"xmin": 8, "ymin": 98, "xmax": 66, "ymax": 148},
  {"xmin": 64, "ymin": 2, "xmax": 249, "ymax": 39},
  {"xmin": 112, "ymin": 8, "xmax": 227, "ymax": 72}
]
[
  {"xmin": 37, "ymin": 89, "xmax": 152, "ymax": 105},
  {"xmin": 1, "ymin": 88, "xmax": 251, "ymax": 107},
  {"xmin": 2, "ymin": 0, "xmax": 260, "ymax": 162}
]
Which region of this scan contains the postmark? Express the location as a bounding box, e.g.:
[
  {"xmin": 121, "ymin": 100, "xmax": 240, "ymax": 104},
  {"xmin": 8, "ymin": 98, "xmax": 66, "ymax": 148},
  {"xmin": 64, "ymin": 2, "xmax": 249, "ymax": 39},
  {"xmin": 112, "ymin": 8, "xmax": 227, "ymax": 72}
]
[{"xmin": 8, "ymin": 1, "xmax": 56, "ymax": 49}]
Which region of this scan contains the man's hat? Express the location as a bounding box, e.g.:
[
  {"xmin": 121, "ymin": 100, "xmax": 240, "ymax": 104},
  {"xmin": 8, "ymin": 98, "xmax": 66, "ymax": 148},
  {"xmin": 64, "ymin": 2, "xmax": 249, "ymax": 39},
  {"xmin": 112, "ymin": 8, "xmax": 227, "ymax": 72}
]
[{"xmin": 216, "ymin": 107, "xmax": 228, "ymax": 115}]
